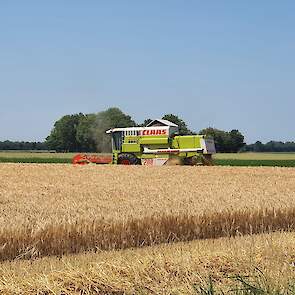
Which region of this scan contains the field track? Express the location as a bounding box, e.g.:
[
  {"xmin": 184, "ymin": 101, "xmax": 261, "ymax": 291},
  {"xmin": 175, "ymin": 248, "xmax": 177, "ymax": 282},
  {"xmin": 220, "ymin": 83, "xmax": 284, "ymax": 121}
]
[{"xmin": 1, "ymin": 164, "xmax": 295, "ymax": 261}]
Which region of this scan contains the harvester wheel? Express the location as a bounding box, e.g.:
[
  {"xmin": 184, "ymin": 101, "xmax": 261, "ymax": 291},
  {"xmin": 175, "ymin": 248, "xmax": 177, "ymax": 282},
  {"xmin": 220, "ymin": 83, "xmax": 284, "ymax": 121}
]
[
  {"xmin": 183, "ymin": 156, "xmax": 199, "ymax": 166},
  {"xmin": 201, "ymin": 154, "xmax": 214, "ymax": 166},
  {"xmin": 117, "ymin": 153, "xmax": 140, "ymax": 165}
]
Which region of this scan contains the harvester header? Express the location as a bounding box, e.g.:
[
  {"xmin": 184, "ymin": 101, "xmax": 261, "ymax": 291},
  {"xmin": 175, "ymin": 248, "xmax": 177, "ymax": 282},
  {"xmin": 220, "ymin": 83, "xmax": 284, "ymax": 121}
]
[{"xmin": 73, "ymin": 119, "xmax": 216, "ymax": 166}]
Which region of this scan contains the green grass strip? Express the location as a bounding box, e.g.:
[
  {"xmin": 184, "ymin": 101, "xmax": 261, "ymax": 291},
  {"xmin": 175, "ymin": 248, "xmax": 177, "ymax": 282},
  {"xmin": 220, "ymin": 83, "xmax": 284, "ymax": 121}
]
[
  {"xmin": 0, "ymin": 157, "xmax": 71, "ymax": 164},
  {"xmin": 215, "ymin": 159, "xmax": 295, "ymax": 167}
]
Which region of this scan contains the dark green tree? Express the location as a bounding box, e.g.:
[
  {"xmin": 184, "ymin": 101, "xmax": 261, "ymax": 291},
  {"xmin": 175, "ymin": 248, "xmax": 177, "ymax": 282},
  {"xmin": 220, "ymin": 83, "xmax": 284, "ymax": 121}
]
[
  {"xmin": 162, "ymin": 114, "xmax": 192, "ymax": 135},
  {"xmin": 199, "ymin": 127, "xmax": 225, "ymax": 152},
  {"xmin": 242, "ymin": 141, "xmax": 295, "ymax": 152},
  {"xmin": 228, "ymin": 129, "xmax": 245, "ymax": 152},
  {"xmin": 0, "ymin": 140, "xmax": 47, "ymax": 150},
  {"xmin": 46, "ymin": 113, "xmax": 84, "ymax": 152},
  {"xmin": 199, "ymin": 127, "xmax": 245, "ymax": 153},
  {"xmin": 76, "ymin": 114, "xmax": 97, "ymax": 152},
  {"xmin": 253, "ymin": 141, "xmax": 265, "ymax": 152},
  {"xmin": 46, "ymin": 108, "xmax": 136, "ymax": 153}
]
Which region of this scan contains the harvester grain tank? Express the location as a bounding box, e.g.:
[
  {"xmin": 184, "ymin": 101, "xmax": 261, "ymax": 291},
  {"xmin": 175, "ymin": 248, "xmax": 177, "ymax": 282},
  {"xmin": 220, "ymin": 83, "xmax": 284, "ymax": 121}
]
[{"xmin": 72, "ymin": 119, "xmax": 216, "ymax": 165}]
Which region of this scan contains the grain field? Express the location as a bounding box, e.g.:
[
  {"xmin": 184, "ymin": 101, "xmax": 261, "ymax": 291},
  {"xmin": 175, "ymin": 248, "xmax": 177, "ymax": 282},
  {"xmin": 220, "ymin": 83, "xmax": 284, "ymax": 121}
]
[
  {"xmin": 0, "ymin": 232, "xmax": 295, "ymax": 294},
  {"xmin": 0, "ymin": 164, "xmax": 295, "ymax": 260}
]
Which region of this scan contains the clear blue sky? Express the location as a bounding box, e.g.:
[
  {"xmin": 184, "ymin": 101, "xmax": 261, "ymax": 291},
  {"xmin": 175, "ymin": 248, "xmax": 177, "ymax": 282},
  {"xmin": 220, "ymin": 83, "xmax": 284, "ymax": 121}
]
[{"xmin": 0, "ymin": 1, "xmax": 294, "ymax": 143}]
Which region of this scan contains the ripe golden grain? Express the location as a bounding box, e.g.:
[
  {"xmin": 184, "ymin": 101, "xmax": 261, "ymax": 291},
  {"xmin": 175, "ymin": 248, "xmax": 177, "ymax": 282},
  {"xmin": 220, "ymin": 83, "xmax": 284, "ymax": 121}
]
[
  {"xmin": 0, "ymin": 164, "xmax": 295, "ymax": 260},
  {"xmin": 0, "ymin": 232, "xmax": 295, "ymax": 294}
]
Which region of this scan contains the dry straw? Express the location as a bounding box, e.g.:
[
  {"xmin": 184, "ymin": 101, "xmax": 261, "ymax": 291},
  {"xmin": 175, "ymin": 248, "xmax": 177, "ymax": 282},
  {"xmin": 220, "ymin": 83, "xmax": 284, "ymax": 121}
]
[
  {"xmin": 0, "ymin": 232, "xmax": 295, "ymax": 294},
  {"xmin": 0, "ymin": 164, "xmax": 295, "ymax": 260}
]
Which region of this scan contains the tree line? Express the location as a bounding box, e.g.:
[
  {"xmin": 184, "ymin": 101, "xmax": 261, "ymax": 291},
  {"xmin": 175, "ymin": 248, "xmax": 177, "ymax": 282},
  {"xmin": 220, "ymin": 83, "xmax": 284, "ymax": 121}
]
[
  {"xmin": 4, "ymin": 107, "xmax": 292, "ymax": 153},
  {"xmin": 44, "ymin": 107, "xmax": 245, "ymax": 153},
  {"xmin": 0, "ymin": 141, "xmax": 47, "ymax": 151},
  {"xmin": 241, "ymin": 141, "xmax": 295, "ymax": 152}
]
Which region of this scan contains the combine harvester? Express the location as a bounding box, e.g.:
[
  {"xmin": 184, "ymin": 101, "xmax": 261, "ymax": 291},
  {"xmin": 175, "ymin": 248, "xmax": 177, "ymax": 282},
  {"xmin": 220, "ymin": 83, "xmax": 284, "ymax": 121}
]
[{"xmin": 73, "ymin": 119, "xmax": 216, "ymax": 166}]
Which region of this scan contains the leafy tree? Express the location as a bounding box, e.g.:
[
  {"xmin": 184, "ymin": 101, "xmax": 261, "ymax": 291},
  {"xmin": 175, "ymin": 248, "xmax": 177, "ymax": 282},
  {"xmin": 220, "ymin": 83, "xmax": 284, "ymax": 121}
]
[
  {"xmin": 46, "ymin": 113, "xmax": 84, "ymax": 152},
  {"xmin": 76, "ymin": 114, "xmax": 97, "ymax": 152},
  {"xmin": 162, "ymin": 114, "xmax": 192, "ymax": 135},
  {"xmin": 228, "ymin": 129, "xmax": 245, "ymax": 152},
  {"xmin": 0, "ymin": 140, "xmax": 48, "ymax": 150},
  {"xmin": 199, "ymin": 127, "xmax": 245, "ymax": 152},
  {"xmin": 46, "ymin": 108, "xmax": 136, "ymax": 153},
  {"xmin": 92, "ymin": 107, "xmax": 136, "ymax": 152},
  {"xmin": 199, "ymin": 127, "xmax": 226, "ymax": 152},
  {"xmin": 253, "ymin": 141, "xmax": 264, "ymax": 152},
  {"xmin": 284, "ymin": 141, "xmax": 295, "ymax": 152},
  {"xmin": 241, "ymin": 140, "xmax": 295, "ymax": 152}
]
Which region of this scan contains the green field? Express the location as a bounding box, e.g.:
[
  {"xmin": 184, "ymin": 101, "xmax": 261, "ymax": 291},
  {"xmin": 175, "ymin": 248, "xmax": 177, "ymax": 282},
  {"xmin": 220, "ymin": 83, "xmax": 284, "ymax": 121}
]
[
  {"xmin": 213, "ymin": 152, "xmax": 295, "ymax": 167},
  {"xmin": 214, "ymin": 152, "xmax": 295, "ymax": 160},
  {"xmin": 1, "ymin": 151, "xmax": 295, "ymax": 166},
  {"xmin": 0, "ymin": 152, "xmax": 72, "ymax": 163},
  {"xmin": 0, "ymin": 151, "xmax": 75, "ymax": 158}
]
